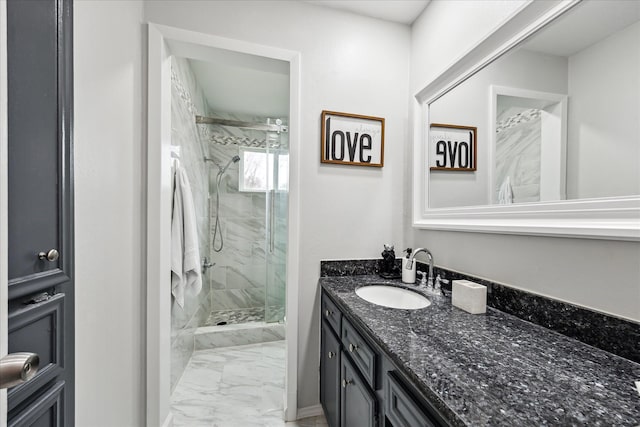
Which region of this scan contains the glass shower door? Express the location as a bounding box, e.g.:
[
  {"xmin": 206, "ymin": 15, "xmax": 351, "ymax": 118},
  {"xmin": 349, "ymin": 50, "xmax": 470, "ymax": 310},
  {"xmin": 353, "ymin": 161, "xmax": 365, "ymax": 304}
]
[{"xmin": 265, "ymin": 124, "xmax": 288, "ymax": 323}]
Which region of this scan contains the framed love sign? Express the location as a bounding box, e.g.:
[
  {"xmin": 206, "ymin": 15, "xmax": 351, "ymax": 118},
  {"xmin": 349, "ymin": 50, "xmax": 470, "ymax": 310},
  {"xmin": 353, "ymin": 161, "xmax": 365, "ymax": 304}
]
[
  {"xmin": 429, "ymin": 123, "xmax": 477, "ymax": 171},
  {"xmin": 321, "ymin": 110, "xmax": 384, "ymax": 167}
]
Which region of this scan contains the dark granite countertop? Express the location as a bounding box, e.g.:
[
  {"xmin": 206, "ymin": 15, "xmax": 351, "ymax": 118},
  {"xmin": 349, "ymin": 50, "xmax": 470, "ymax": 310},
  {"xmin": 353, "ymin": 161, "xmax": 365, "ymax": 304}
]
[{"xmin": 320, "ymin": 275, "xmax": 640, "ymax": 427}]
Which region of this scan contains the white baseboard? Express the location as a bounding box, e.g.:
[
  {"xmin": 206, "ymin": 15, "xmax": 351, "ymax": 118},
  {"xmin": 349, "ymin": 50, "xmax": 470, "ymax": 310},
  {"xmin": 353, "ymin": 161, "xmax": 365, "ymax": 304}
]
[
  {"xmin": 161, "ymin": 412, "xmax": 173, "ymax": 427},
  {"xmin": 297, "ymin": 404, "xmax": 323, "ymax": 420}
]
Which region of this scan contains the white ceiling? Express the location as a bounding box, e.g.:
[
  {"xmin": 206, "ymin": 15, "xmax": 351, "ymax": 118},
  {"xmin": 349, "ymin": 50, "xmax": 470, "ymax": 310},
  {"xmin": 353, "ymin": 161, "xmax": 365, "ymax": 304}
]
[
  {"xmin": 189, "ymin": 57, "xmax": 290, "ymax": 119},
  {"xmin": 167, "ymin": 39, "xmax": 291, "ymax": 119},
  {"xmin": 304, "ymin": 0, "xmax": 430, "ymax": 25}
]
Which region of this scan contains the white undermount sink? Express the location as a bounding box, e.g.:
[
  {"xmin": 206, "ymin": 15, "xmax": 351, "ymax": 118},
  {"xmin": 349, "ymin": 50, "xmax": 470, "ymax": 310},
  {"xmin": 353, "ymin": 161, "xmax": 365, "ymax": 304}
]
[{"xmin": 355, "ymin": 285, "xmax": 431, "ymax": 309}]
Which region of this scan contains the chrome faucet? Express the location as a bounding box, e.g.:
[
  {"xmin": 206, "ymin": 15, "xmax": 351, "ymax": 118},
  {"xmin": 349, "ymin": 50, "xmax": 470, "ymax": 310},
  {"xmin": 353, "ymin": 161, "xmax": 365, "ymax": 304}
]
[
  {"xmin": 406, "ymin": 248, "xmax": 436, "ymax": 292},
  {"xmin": 202, "ymin": 257, "xmax": 214, "ymax": 274}
]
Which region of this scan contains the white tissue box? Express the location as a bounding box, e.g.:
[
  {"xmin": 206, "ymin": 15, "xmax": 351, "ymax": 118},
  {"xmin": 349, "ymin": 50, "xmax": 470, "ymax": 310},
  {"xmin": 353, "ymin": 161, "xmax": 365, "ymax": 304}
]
[{"xmin": 452, "ymin": 280, "xmax": 486, "ymax": 314}]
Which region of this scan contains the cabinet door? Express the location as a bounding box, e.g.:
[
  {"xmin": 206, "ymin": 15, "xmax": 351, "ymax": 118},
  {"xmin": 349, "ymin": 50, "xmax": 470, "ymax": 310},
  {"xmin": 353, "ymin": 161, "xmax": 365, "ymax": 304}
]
[
  {"xmin": 321, "ymin": 320, "xmax": 341, "ymax": 427},
  {"xmin": 386, "ymin": 372, "xmax": 438, "ymax": 427},
  {"xmin": 341, "ymin": 352, "xmax": 377, "ymax": 427}
]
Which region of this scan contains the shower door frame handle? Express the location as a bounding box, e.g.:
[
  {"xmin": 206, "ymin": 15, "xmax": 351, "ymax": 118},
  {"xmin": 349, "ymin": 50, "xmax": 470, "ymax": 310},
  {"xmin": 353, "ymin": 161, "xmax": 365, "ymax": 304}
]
[{"xmin": 269, "ymin": 189, "xmax": 275, "ymax": 254}]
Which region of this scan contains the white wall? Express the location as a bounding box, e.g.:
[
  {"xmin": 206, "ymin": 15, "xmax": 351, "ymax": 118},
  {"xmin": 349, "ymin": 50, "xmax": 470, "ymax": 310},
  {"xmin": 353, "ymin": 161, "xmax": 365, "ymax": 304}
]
[
  {"xmin": 150, "ymin": 0, "xmax": 410, "ymax": 412},
  {"xmin": 404, "ymin": 0, "xmax": 527, "ymax": 252},
  {"xmin": 567, "ymin": 21, "xmax": 640, "ymax": 199},
  {"xmin": 409, "ymin": 1, "xmax": 640, "ymax": 322},
  {"xmin": 73, "ymin": 0, "xmax": 407, "ymax": 421},
  {"xmin": 410, "ymin": 0, "xmax": 528, "ymax": 94},
  {"xmin": 74, "ymin": 1, "xmax": 145, "ymax": 425}
]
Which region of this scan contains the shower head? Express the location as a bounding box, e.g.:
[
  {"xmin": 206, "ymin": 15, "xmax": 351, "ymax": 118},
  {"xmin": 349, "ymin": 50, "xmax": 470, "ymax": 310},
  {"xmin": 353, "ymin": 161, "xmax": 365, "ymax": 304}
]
[
  {"xmin": 205, "ymin": 155, "xmax": 240, "ymax": 173},
  {"xmin": 218, "ymin": 155, "xmax": 240, "ymax": 175}
]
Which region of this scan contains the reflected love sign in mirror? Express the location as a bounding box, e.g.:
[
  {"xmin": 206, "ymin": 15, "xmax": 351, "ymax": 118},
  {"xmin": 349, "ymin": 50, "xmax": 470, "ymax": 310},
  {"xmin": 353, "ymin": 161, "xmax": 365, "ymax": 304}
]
[{"xmin": 429, "ymin": 123, "xmax": 477, "ymax": 171}]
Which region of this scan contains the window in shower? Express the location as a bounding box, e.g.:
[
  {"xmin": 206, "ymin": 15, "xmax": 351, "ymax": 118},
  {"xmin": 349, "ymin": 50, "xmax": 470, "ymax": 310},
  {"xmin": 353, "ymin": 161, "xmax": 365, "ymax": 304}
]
[{"xmin": 238, "ymin": 147, "xmax": 289, "ymax": 192}]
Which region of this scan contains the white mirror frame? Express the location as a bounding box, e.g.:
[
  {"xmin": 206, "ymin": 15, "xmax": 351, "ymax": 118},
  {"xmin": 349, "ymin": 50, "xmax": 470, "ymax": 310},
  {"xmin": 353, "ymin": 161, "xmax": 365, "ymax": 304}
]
[{"xmin": 412, "ymin": 0, "xmax": 640, "ymax": 241}]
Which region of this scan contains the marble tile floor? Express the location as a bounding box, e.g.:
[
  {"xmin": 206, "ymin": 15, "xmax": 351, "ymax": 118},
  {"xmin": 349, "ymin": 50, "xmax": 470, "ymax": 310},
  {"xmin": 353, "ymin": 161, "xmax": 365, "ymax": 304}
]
[{"xmin": 171, "ymin": 340, "xmax": 328, "ymax": 427}]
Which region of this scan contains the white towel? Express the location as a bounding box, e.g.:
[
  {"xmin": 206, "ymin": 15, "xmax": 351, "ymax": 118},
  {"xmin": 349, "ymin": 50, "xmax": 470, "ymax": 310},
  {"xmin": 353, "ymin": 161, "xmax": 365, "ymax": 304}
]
[
  {"xmin": 498, "ymin": 176, "xmax": 514, "ymax": 204},
  {"xmin": 171, "ymin": 166, "xmax": 184, "ymax": 305},
  {"xmin": 171, "ymin": 166, "xmax": 202, "ymax": 308}
]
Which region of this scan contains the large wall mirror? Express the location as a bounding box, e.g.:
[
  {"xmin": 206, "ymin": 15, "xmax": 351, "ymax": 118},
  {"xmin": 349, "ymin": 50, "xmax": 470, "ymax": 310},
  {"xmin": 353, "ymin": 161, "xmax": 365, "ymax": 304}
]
[{"xmin": 412, "ymin": 0, "xmax": 640, "ymax": 240}]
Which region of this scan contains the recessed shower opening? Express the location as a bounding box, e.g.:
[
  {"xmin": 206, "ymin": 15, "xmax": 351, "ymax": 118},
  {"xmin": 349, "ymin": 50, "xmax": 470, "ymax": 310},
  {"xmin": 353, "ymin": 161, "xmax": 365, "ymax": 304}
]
[{"xmin": 168, "ymin": 46, "xmax": 291, "ymax": 424}]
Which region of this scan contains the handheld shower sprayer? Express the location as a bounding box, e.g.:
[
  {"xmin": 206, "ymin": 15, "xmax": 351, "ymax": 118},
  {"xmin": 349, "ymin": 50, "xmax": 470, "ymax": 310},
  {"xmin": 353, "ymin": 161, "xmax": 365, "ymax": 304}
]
[
  {"xmin": 211, "ymin": 154, "xmax": 241, "ymax": 252},
  {"xmin": 220, "ymin": 155, "xmax": 240, "ymax": 174}
]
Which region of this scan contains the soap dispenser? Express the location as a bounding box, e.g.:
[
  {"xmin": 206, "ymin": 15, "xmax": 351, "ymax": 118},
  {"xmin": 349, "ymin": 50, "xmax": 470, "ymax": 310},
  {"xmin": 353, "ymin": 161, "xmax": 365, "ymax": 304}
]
[{"xmin": 401, "ymin": 248, "xmax": 416, "ymax": 284}]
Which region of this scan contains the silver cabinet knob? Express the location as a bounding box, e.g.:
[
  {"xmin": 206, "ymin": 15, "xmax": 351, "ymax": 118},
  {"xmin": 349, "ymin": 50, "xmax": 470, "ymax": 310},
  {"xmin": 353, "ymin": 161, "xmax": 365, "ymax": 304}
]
[
  {"xmin": 328, "ymin": 351, "xmax": 335, "ymax": 359},
  {"xmin": 0, "ymin": 352, "xmax": 40, "ymax": 389},
  {"xmin": 349, "ymin": 343, "xmax": 358, "ymax": 353},
  {"xmin": 341, "ymin": 379, "xmax": 353, "ymax": 388},
  {"xmin": 38, "ymin": 249, "xmax": 59, "ymax": 262},
  {"xmin": 324, "ymin": 309, "xmax": 331, "ymax": 317}
]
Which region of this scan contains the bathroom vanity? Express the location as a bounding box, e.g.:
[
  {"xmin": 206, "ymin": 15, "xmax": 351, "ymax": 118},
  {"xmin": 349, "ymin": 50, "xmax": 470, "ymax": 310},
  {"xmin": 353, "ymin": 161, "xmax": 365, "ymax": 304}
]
[
  {"xmin": 319, "ymin": 274, "xmax": 640, "ymax": 427},
  {"xmin": 321, "ymin": 283, "xmax": 446, "ymax": 427}
]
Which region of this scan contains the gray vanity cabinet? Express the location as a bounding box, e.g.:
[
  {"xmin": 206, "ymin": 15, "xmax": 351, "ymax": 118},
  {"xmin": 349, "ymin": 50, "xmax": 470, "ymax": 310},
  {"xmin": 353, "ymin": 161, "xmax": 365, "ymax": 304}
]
[
  {"xmin": 320, "ymin": 289, "xmax": 450, "ymax": 427},
  {"xmin": 385, "ymin": 372, "xmax": 437, "ymax": 427},
  {"xmin": 321, "ymin": 314, "xmax": 378, "ymax": 427},
  {"xmin": 341, "ymin": 352, "xmax": 377, "ymax": 427},
  {"xmin": 320, "ymin": 292, "xmax": 380, "ymax": 427},
  {"xmin": 320, "ymin": 319, "xmax": 341, "ymax": 427}
]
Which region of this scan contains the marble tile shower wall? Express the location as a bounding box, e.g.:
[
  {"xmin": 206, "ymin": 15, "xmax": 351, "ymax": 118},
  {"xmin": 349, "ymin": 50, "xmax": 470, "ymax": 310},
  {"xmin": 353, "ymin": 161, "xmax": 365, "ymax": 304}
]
[
  {"xmin": 204, "ymin": 113, "xmax": 288, "ymax": 323},
  {"xmin": 170, "ymin": 57, "xmax": 213, "ymax": 392},
  {"xmin": 495, "ymin": 106, "xmax": 542, "ymax": 203}
]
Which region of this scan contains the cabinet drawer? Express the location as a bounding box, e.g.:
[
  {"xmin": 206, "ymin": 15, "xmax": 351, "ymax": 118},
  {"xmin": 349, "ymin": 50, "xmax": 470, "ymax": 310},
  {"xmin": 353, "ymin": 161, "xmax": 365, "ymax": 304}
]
[
  {"xmin": 341, "ymin": 318, "xmax": 376, "ymax": 389},
  {"xmin": 386, "ymin": 372, "xmax": 436, "ymax": 427},
  {"xmin": 322, "ymin": 294, "xmax": 342, "ymax": 336}
]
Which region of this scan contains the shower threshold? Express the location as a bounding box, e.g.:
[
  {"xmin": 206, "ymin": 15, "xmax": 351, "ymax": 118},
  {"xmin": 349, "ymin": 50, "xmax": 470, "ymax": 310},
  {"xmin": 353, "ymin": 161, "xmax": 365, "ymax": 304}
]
[
  {"xmin": 205, "ymin": 306, "xmax": 283, "ymax": 326},
  {"xmin": 196, "ymin": 307, "xmax": 285, "ymax": 350}
]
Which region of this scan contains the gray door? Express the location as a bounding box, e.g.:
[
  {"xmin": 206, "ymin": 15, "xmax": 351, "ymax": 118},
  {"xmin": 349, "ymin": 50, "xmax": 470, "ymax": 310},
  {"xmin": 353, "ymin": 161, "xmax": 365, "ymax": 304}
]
[{"xmin": 5, "ymin": 0, "xmax": 74, "ymax": 425}]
